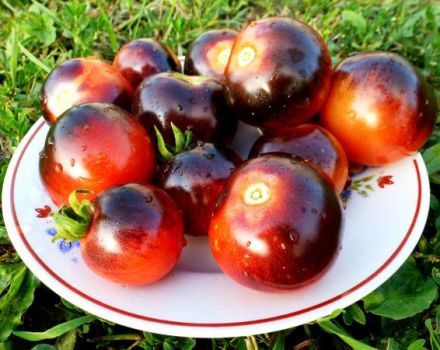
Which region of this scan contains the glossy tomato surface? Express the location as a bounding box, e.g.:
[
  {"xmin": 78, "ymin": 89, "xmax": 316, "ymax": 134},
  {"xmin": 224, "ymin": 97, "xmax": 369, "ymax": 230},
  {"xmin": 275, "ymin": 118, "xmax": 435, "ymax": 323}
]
[
  {"xmin": 209, "ymin": 154, "xmax": 342, "ymax": 292},
  {"xmin": 133, "ymin": 72, "xmax": 237, "ymax": 144},
  {"xmin": 40, "ymin": 103, "xmax": 156, "ymax": 206},
  {"xmin": 40, "ymin": 58, "xmax": 133, "ymax": 123},
  {"xmin": 321, "ymin": 52, "xmax": 438, "ymax": 166},
  {"xmin": 249, "ymin": 124, "xmax": 348, "ymax": 192},
  {"xmin": 224, "ymin": 17, "xmax": 332, "ymax": 131},
  {"xmin": 81, "ymin": 183, "xmax": 184, "ymax": 285},
  {"xmin": 113, "ymin": 38, "xmax": 181, "ymax": 89},
  {"xmin": 184, "ymin": 29, "xmax": 238, "ymax": 80},
  {"xmin": 157, "ymin": 142, "xmax": 241, "ymax": 236}
]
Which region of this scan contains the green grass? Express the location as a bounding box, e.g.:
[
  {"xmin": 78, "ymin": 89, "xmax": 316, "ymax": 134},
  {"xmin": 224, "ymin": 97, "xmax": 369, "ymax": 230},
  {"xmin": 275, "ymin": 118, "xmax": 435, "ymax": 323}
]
[{"xmin": 0, "ymin": 0, "xmax": 440, "ymax": 349}]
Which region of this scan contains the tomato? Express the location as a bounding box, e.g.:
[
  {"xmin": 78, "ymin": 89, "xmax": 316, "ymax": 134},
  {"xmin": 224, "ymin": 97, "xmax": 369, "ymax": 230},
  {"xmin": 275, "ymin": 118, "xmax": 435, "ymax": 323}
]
[
  {"xmin": 53, "ymin": 184, "xmax": 184, "ymax": 285},
  {"xmin": 157, "ymin": 142, "xmax": 241, "ymax": 236},
  {"xmin": 209, "ymin": 153, "xmax": 342, "ymax": 291},
  {"xmin": 40, "ymin": 58, "xmax": 133, "ymax": 123},
  {"xmin": 321, "ymin": 52, "xmax": 438, "ymax": 166},
  {"xmin": 113, "ymin": 38, "xmax": 181, "ymax": 89},
  {"xmin": 224, "ymin": 17, "xmax": 332, "ymax": 131},
  {"xmin": 39, "ymin": 103, "xmax": 156, "ymax": 206},
  {"xmin": 184, "ymin": 29, "xmax": 238, "ymax": 80},
  {"xmin": 132, "ymin": 72, "xmax": 237, "ymax": 145},
  {"xmin": 249, "ymin": 124, "xmax": 348, "ymax": 193}
]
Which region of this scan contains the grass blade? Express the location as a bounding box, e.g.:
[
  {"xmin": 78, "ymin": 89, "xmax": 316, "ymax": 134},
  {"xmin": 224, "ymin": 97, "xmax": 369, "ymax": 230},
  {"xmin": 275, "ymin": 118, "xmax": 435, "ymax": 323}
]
[{"xmin": 13, "ymin": 315, "xmax": 97, "ymax": 341}]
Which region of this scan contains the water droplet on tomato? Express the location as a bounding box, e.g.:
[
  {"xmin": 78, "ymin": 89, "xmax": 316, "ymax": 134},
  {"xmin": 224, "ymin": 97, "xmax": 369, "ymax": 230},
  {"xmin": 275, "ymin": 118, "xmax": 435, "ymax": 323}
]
[
  {"xmin": 54, "ymin": 163, "xmax": 63, "ymax": 173},
  {"xmin": 70, "ymin": 158, "xmax": 75, "ymax": 167},
  {"xmin": 177, "ymin": 104, "xmax": 183, "ymax": 111},
  {"xmin": 204, "ymin": 153, "xmax": 215, "ymax": 160},
  {"xmin": 246, "ymin": 241, "xmax": 251, "ymax": 247},
  {"xmin": 81, "ymin": 145, "xmax": 88, "ymax": 151},
  {"xmin": 145, "ymin": 195, "xmax": 153, "ymax": 203}
]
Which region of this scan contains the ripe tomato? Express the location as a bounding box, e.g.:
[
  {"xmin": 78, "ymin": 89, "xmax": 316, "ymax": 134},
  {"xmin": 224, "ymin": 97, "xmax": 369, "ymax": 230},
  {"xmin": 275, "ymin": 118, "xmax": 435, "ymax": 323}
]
[
  {"xmin": 249, "ymin": 124, "xmax": 348, "ymax": 193},
  {"xmin": 157, "ymin": 142, "xmax": 241, "ymax": 236},
  {"xmin": 40, "ymin": 103, "xmax": 156, "ymax": 206},
  {"xmin": 40, "ymin": 57, "xmax": 133, "ymax": 123},
  {"xmin": 209, "ymin": 153, "xmax": 342, "ymax": 291},
  {"xmin": 321, "ymin": 52, "xmax": 438, "ymax": 166},
  {"xmin": 54, "ymin": 184, "xmax": 185, "ymax": 285}
]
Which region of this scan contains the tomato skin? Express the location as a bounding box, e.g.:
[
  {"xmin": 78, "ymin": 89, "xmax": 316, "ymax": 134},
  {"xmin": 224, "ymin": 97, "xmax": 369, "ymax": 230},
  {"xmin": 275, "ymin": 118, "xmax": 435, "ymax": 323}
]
[
  {"xmin": 113, "ymin": 39, "xmax": 181, "ymax": 89},
  {"xmin": 224, "ymin": 17, "xmax": 332, "ymax": 131},
  {"xmin": 132, "ymin": 72, "xmax": 237, "ymax": 144},
  {"xmin": 209, "ymin": 154, "xmax": 342, "ymax": 291},
  {"xmin": 249, "ymin": 124, "xmax": 348, "ymax": 193},
  {"xmin": 157, "ymin": 142, "xmax": 241, "ymax": 236},
  {"xmin": 39, "ymin": 103, "xmax": 156, "ymax": 207},
  {"xmin": 321, "ymin": 52, "xmax": 438, "ymax": 166},
  {"xmin": 40, "ymin": 58, "xmax": 133, "ymax": 123},
  {"xmin": 184, "ymin": 30, "xmax": 238, "ymax": 80},
  {"xmin": 81, "ymin": 184, "xmax": 184, "ymax": 285}
]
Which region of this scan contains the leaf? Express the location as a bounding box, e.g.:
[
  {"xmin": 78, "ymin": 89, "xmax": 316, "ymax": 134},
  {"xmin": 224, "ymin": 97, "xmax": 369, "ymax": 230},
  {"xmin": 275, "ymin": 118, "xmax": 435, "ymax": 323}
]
[
  {"xmin": 363, "ymin": 257, "xmax": 437, "ymax": 320},
  {"xmin": 408, "ymin": 339, "xmax": 427, "ymax": 350},
  {"xmin": 423, "ymin": 144, "xmax": 440, "ymax": 184},
  {"xmin": 433, "ymin": 267, "xmax": 440, "ymax": 285},
  {"xmin": 30, "ymin": 345, "xmax": 57, "ymax": 350},
  {"xmin": 13, "ymin": 315, "xmax": 96, "ymax": 341},
  {"xmin": 318, "ymin": 320, "xmax": 377, "ymax": 350},
  {"xmin": 272, "ymin": 333, "xmax": 285, "ymax": 350},
  {"xmin": 0, "ymin": 227, "xmax": 10, "ymax": 244},
  {"xmin": 342, "ymin": 10, "xmax": 367, "ymax": 34},
  {"xmin": 5, "ymin": 29, "xmax": 18, "ymax": 86},
  {"xmin": 384, "ymin": 338, "xmax": 399, "ymax": 350},
  {"xmin": 425, "ymin": 319, "xmax": 440, "ymax": 350},
  {"xmin": 344, "ymin": 304, "xmax": 366, "ymax": 325},
  {"xmin": 0, "ymin": 267, "xmax": 39, "ymax": 341},
  {"xmin": 55, "ymin": 329, "xmax": 77, "ymax": 350}
]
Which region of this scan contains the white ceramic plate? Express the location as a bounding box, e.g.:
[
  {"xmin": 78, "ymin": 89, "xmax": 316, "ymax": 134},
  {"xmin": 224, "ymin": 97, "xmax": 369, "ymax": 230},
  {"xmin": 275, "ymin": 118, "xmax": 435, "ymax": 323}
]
[{"xmin": 2, "ymin": 117, "xmax": 430, "ymax": 338}]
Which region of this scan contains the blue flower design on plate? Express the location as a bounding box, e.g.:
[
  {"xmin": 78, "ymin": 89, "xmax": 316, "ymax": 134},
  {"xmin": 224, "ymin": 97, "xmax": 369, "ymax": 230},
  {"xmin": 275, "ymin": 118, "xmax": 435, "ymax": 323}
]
[{"xmin": 45, "ymin": 227, "xmax": 80, "ymax": 253}]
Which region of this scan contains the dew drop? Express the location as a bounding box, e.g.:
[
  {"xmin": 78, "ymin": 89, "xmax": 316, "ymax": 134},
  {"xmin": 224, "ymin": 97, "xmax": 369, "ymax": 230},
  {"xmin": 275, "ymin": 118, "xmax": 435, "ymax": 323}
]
[
  {"xmin": 145, "ymin": 195, "xmax": 153, "ymax": 203},
  {"xmin": 54, "ymin": 163, "xmax": 63, "ymax": 173},
  {"xmin": 70, "ymin": 158, "xmax": 75, "ymax": 167},
  {"xmin": 83, "ymin": 123, "xmax": 90, "ymax": 130},
  {"xmin": 177, "ymin": 104, "xmax": 183, "ymax": 111},
  {"xmin": 47, "ymin": 136, "xmax": 55, "ymax": 145},
  {"xmin": 246, "ymin": 241, "xmax": 251, "ymax": 247},
  {"xmin": 204, "ymin": 153, "xmax": 215, "ymax": 160},
  {"xmin": 81, "ymin": 145, "xmax": 88, "ymax": 151},
  {"xmin": 289, "ymin": 231, "xmax": 299, "ymax": 243}
]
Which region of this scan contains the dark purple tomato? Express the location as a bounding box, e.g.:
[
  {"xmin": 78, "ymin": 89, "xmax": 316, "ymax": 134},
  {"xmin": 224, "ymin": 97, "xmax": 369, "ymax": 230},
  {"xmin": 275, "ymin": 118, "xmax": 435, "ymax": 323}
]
[
  {"xmin": 40, "ymin": 103, "xmax": 156, "ymax": 207},
  {"xmin": 209, "ymin": 153, "xmax": 342, "ymax": 291},
  {"xmin": 321, "ymin": 52, "xmax": 438, "ymax": 166},
  {"xmin": 184, "ymin": 29, "xmax": 238, "ymax": 80},
  {"xmin": 81, "ymin": 183, "xmax": 185, "ymax": 285},
  {"xmin": 249, "ymin": 124, "xmax": 348, "ymax": 193},
  {"xmin": 40, "ymin": 58, "xmax": 133, "ymax": 123},
  {"xmin": 133, "ymin": 72, "xmax": 237, "ymax": 144},
  {"xmin": 157, "ymin": 142, "xmax": 241, "ymax": 236},
  {"xmin": 113, "ymin": 38, "xmax": 181, "ymax": 89},
  {"xmin": 224, "ymin": 17, "xmax": 332, "ymax": 131}
]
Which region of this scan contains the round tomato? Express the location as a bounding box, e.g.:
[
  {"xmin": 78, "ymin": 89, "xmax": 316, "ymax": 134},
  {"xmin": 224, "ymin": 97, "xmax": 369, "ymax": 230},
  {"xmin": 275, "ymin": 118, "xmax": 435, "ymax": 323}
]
[
  {"xmin": 209, "ymin": 153, "xmax": 342, "ymax": 291},
  {"xmin": 321, "ymin": 52, "xmax": 438, "ymax": 166},
  {"xmin": 39, "ymin": 103, "xmax": 156, "ymax": 206}
]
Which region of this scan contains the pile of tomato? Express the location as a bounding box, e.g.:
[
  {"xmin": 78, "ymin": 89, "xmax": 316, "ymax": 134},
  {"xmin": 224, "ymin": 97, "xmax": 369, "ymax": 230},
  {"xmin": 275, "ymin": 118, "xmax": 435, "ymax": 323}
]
[{"xmin": 39, "ymin": 17, "xmax": 438, "ymax": 292}]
